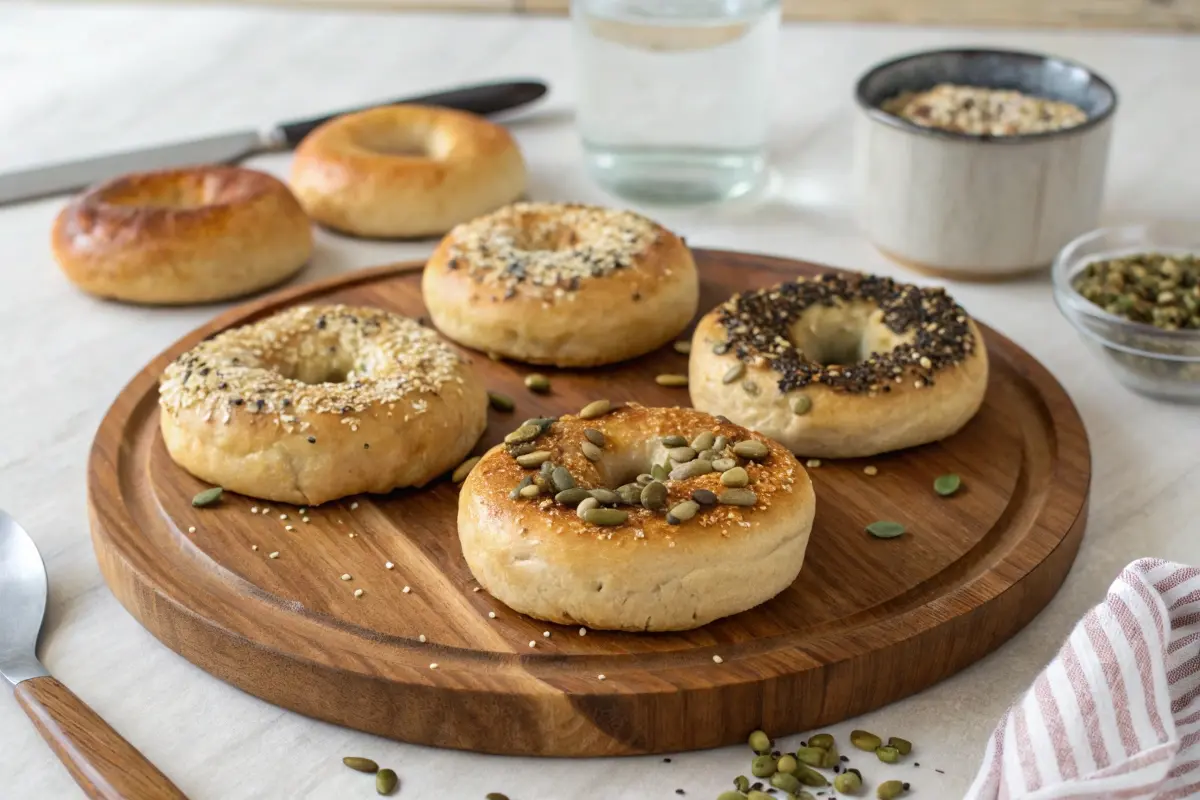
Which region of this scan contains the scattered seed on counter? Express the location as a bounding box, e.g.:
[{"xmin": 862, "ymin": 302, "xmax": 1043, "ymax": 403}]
[
  {"xmin": 864, "ymin": 465, "xmax": 879, "ymax": 476},
  {"xmin": 674, "ymin": 340, "xmax": 691, "ymax": 354},
  {"xmin": 655, "ymin": 373, "xmax": 688, "ymax": 387},
  {"xmin": 524, "ymin": 373, "xmax": 551, "ymax": 393},
  {"xmin": 487, "ymin": 390, "xmax": 515, "ymax": 412}
]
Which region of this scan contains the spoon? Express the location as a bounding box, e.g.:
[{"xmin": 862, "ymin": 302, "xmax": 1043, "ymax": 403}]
[{"xmin": 0, "ymin": 508, "xmax": 187, "ymax": 799}]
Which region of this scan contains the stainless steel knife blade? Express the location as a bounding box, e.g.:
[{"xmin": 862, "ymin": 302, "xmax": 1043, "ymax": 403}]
[
  {"xmin": 0, "ymin": 508, "xmax": 49, "ymax": 685},
  {"xmin": 0, "ymin": 130, "xmax": 271, "ymax": 206}
]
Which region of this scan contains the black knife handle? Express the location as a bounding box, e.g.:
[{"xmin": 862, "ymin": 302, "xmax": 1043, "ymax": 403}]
[{"xmin": 276, "ymin": 79, "xmax": 548, "ymax": 148}]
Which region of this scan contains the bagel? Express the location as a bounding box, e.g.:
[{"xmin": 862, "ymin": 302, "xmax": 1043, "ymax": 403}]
[
  {"xmin": 159, "ymin": 304, "xmax": 488, "ymax": 505},
  {"xmin": 52, "ymin": 167, "xmax": 312, "ymax": 305},
  {"xmin": 423, "ymin": 202, "xmax": 699, "ymax": 366},
  {"xmin": 289, "ymin": 105, "xmax": 526, "ymax": 238},
  {"xmin": 689, "ymin": 273, "xmax": 989, "ymax": 458},
  {"xmin": 458, "ymin": 404, "xmax": 815, "ymax": 631}
]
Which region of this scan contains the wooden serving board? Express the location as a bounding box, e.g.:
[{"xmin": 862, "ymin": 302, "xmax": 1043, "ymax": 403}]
[{"xmin": 88, "ymin": 250, "xmax": 1090, "ymax": 757}]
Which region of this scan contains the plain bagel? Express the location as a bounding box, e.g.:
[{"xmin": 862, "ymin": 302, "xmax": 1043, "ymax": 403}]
[
  {"xmin": 52, "ymin": 166, "xmax": 312, "ymax": 304},
  {"xmin": 423, "ymin": 202, "xmax": 699, "ymax": 366},
  {"xmin": 159, "ymin": 304, "xmax": 488, "ymax": 505},
  {"xmin": 689, "ymin": 273, "xmax": 989, "ymax": 458},
  {"xmin": 457, "ymin": 404, "xmax": 815, "ymax": 631},
  {"xmin": 289, "ymin": 105, "xmax": 526, "ymax": 238}
]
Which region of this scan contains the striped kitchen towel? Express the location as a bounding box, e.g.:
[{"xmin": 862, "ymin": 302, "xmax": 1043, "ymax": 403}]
[{"xmin": 966, "ymin": 559, "xmax": 1200, "ymax": 799}]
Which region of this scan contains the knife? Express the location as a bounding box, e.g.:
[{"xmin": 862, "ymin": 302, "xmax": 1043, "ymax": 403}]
[
  {"xmin": 0, "ymin": 79, "xmax": 548, "ymax": 206},
  {"xmin": 1, "ymin": 509, "xmax": 188, "ymax": 799}
]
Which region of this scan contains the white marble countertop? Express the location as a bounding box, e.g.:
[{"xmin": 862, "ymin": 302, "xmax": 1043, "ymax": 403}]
[{"xmin": 3, "ymin": 4, "xmax": 1200, "ymax": 799}]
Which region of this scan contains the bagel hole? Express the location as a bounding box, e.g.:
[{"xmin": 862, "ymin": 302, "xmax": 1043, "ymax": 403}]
[
  {"xmin": 356, "ymin": 127, "xmax": 431, "ymax": 158},
  {"xmin": 101, "ymin": 172, "xmax": 240, "ymax": 209},
  {"xmin": 787, "ymin": 303, "xmax": 907, "ymax": 366}
]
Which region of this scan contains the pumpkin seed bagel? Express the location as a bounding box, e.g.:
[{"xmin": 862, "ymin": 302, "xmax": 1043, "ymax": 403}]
[
  {"xmin": 689, "ymin": 273, "xmax": 989, "ymax": 458},
  {"xmin": 457, "ymin": 404, "xmax": 815, "ymax": 631},
  {"xmin": 159, "ymin": 304, "xmax": 488, "ymax": 505},
  {"xmin": 422, "ymin": 202, "xmax": 699, "ymax": 366}
]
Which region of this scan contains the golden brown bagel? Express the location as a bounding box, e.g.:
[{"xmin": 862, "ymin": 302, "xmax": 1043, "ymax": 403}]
[
  {"xmin": 52, "ymin": 166, "xmax": 312, "ymax": 305},
  {"xmin": 423, "ymin": 202, "xmax": 699, "ymax": 366},
  {"xmin": 458, "ymin": 404, "xmax": 815, "ymax": 631},
  {"xmin": 689, "ymin": 273, "xmax": 989, "ymax": 458},
  {"xmin": 289, "ymin": 105, "xmax": 526, "ymax": 238},
  {"xmin": 159, "ymin": 304, "xmax": 488, "ymax": 505}
]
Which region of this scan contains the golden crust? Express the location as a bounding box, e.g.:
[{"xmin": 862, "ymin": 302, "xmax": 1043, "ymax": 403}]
[
  {"xmin": 458, "ymin": 405, "xmax": 815, "ymax": 631},
  {"xmin": 289, "ymin": 105, "xmax": 526, "ymax": 238},
  {"xmin": 423, "ymin": 203, "xmax": 699, "ymax": 366},
  {"xmin": 52, "ymin": 167, "xmax": 312, "ymax": 305},
  {"xmin": 159, "ymin": 305, "xmax": 488, "ymax": 505}
]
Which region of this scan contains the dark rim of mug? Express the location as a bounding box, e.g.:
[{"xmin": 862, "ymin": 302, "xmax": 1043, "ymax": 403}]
[{"xmin": 854, "ymin": 47, "xmax": 1119, "ymax": 144}]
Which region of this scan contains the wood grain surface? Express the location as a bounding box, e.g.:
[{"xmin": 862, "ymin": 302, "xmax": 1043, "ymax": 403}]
[
  {"xmin": 14, "ymin": 677, "xmax": 188, "ymax": 800},
  {"xmin": 185, "ymin": 0, "xmax": 1200, "ymax": 31},
  {"xmin": 87, "ymin": 250, "xmax": 1091, "ymax": 756}
]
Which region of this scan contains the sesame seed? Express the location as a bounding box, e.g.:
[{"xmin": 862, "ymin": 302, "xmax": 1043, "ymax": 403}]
[
  {"xmin": 354, "ymin": 589, "xmax": 363, "ymax": 598},
  {"xmin": 597, "ymin": 674, "xmax": 606, "ymax": 681},
  {"xmin": 284, "ymin": 525, "xmax": 293, "ymax": 531},
  {"xmin": 187, "ymin": 526, "xmax": 196, "ymax": 533},
  {"xmin": 488, "ymin": 612, "xmax": 496, "ymax": 619},
  {"xmin": 806, "ymin": 459, "xmax": 822, "ymax": 468},
  {"xmin": 528, "ymin": 640, "xmax": 536, "ymax": 648},
  {"xmin": 341, "ymin": 573, "xmax": 352, "ymax": 581},
  {"xmin": 712, "ymin": 655, "xmax": 724, "ymax": 664},
  {"xmin": 419, "ymin": 634, "xmax": 427, "ymax": 642},
  {"xmin": 302, "ymin": 517, "xmax": 311, "ymax": 523},
  {"xmin": 385, "ymin": 561, "xmax": 394, "ymax": 570},
  {"xmin": 429, "ymin": 663, "xmax": 438, "ymax": 669},
  {"xmin": 864, "ymin": 465, "xmax": 879, "ymax": 476},
  {"xmin": 543, "ymin": 631, "xmax": 550, "ymax": 638},
  {"xmin": 472, "ymin": 586, "xmax": 481, "ymax": 592},
  {"xmin": 268, "ymin": 551, "xmax": 279, "ymax": 559},
  {"xmin": 402, "ymin": 586, "xmax": 411, "ymax": 594},
  {"xmin": 250, "ymin": 506, "xmax": 259, "ymax": 513},
  {"xmin": 251, "ymin": 545, "xmax": 258, "ymax": 551},
  {"xmin": 579, "ymin": 627, "xmax": 588, "ymax": 636},
  {"xmin": 350, "ymin": 501, "xmax": 359, "ymax": 510},
  {"xmin": 279, "ymin": 514, "xmax": 288, "ymax": 520}
]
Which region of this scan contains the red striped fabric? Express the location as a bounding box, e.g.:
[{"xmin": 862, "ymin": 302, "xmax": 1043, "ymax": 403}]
[{"xmin": 967, "ymin": 560, "xmax": 1200, "ymax": 799}]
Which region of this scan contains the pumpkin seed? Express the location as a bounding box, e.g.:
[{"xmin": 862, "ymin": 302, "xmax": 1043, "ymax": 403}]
[
  {"xmin": 583, "ymin": 507, "xmax": 629, "ymax": 526},
  {"xmin": 581, "ymin": 441, "xmax": 603, "ymax": 462},
  {"xmin": 771, "ymin": 772, "xmax": 801, "ymax": 793},
  {"xmin": 713, "ymin": 435, "xmax": 728, "ymax": 452},
  {"xmin": 583, "ymin": 428, "xmax": 606, "ymax": 447},
  {"xmin": 668, "ymin": 500, "xmax": 699, "ymax": 522},
  {"xmin": 719, "ymin": 488, "xmax": 757, "ymax": 507},
  {"xmin": 616, "ymin": 483, "xmax": 642, "ymax": 504},
  {"xmin": 775, "ymin": 754, "xmax": 798, "ymax": 775},
  {"xmin": 712, "ymin": 457, "xmax": 738, "ymax": 472},
  {"xmin": 722, "ymin": 363, "xmax": 746, "ymax": 384},
  {"xmin": 713, "ymin": 341, "xmax": 730, "ymax": 354},
  {"xmin": 748, "ymin": 729, "xmax": 771, "ymax": 754},
  {"xmin": 720, "ymin": 466, "xmax": 749, "ymax": 488},
  {"xmin": 640, "ymin": 481, "xmax": 668, "ymax": 510},
  {"xmin": 515, "ymin": 450, "xmax": 552, "ymax": 468},
  {"xmin": 750, "ymin": 754, "xmax": 777, "ymax": 778},
  {"xmin": 691, "ymin": 488, "xmax": 718, "ymax": 506},
  {"xmin": 668, "ymin": 446, "xmax": 697, "ymax": 462},
  {"xmin": 888, "ymin": 736, "xmax": 912, "ymax": 755},
  {"xmin": 673, "ymin": 340, "xmax": 692, "ymax": 354},
  {"xmin": 742, "ymin": 380, "xmax": 760, "ymax": 396},
  {"xmin": 579, "ymin": 399, "xmax": 612, "ymax": 419},
  {"xmin": 452, "ymin": 456, "xmax": 480, "ymax": 483},
  {"xmin": 590, "ymin": 488, "xmax": 621, "ymax": 506},
  {"xmin": 732, "ymin": 440, "xmax": 769, "ymax": 460},
  {"xmin": 790, "ymin": 394, "xmax": 812, "ymax": 415},
  {"xmin": 576, "ymin": 497, "xmax": 600, "ymax": 519},
  {"xmin": 796, "ymin": 793, "xmax": 817, "ymax": 800},
  {"xmin": 539, "ymin": 460, "xmax": 555, "ymax": 477},
  {"xmin": 865, "ymin": 521, "xmax": 906, "ymax": 539},
  {"xmin": 487, "ymin": 391, "xmax": 515, "ymax": 412},
  {"xmin": 375, "ymin": 768, "xmax": 398, "ymax": 795},
  {"xmin": 505, "ymin": 424, "xmax": 542, "ymax": 444},
  {"xmin": 655, "ymin": 373, "xmax": 688, "ymax": 387},
  {"xmin": 343, "ymin": 756, "xmax": 378, "ymax": 773},
  {"xmin": 795, "ymin": 746, "xmax": 826, "ymax": 767},
  {"xmin": 734, "ymin": 775, "xmax": 751, "ymax": 792},
  {"xmin": 507, "ymin": 441, "xmax": 538, "ymax": 457},
  {"xmin": 661, "ymin": 434, "xmax": 688, "ymax": 447},
  {"xmin": 550, "ymin": 466, "xmax": 576, "ymax": 492},
  {"xmin": 650, "ymin": 463, "xmax": 669, "ymax": 482},
  {"xmin": 747, "ymin": 793, "xmax": 772, "ymax": 800},
  {"xmin": 486, "ymin": 794, "xmax": 511, "ymax": 800},
  {"xmin": 690, "ymin": 431, "xmax": 716, "ymax": 452},
  {"xmin": 519, "ymin": 484, "xmax": 541, "ymax": 499},
  {"xmin": 523, "ymin": 417, "xmax": 556, "ymax": 434},
  {"xmin": 509, "ymin": 475, "xmax": 533, "ymax": 499},
  {"xmin": 934, "ymin": 474, "xmax": 962, "ymax": 496},
  {"xmin": 795, "ymin": 764, "xmax": 828, "ymax": 787},
  {"xmin": 850, "ymin": 730, "xmax": 882, "ymax": 751},
  {"xmin": 636, "ymin": 473, "xmax": 653, "ymax": 485},
  {"xmin": 555, "ymin": 488, "xmax": 591, "ymax": 507},
  {"xmin": 876, "ymin": 745, "xmax": 901, "ymax": 763},
  {"xmin": 696, "ymin": 449, "xmax": 716, "ymax": 462},
  {"xmin": 822, "ymin": 742, "xmax": 841, "ymax": 768},
  {"xmin": 670, "ymin": 460, "xmax": 714, "ymax": 481},
  {"xmin": 717, "ymin": 792, "xmax": 746, "ymax": 800},
  {"xmin": 808, "ymin": 733, "xmax": 834, "ymax": 750},
  {"xmin": 524, "ymin": 373, "xmax": 551, "ymax": 393},
  {"xmin": 191, "ymin": 487, "xmax": 223, "ymax": 507},
  {"xmin": 833, "ymin": 770, "xmax": 862, "ymax": 794},
  {"xmin": 877, "ymin": 780, "xmax": 907, "ymax": 799}
]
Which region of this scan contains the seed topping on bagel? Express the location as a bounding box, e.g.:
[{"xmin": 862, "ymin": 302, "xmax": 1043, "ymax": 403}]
[
  {"xmin": 444, "ymin": 203, "xmax": 661, "ymax": 300},
  {"xmin": 716, "ymin": 273, "xmax": 977, "ymax": 394}
]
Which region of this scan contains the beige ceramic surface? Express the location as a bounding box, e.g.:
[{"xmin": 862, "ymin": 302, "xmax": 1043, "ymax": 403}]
[{"xmin": 4, "ymin": 5, "xmax": 1200, "ymax": 799}]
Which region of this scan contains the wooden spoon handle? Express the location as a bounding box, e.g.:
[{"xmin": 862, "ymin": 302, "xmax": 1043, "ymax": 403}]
[{"xmin": 15, "ymin": 676, "xmax": 188, "ymax": 800}]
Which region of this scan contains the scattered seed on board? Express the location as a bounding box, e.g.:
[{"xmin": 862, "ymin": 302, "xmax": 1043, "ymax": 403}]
[
  {"xmin": 402, "ymin": 586, "xmax": 411, "ymax": 593},
  {"xmin": 579, "ymin": 399, "xmax": 612, "ymax": 419},
  {"xmin": 864, "ymin": 465, "xmax": 879, "ymax": 476},
  {"xmin": 655, "ymin": 373, "xmax": 688, "ymax": 387},
  {"xmin": 790, "ymin": 394, "xmax": 813, "ymax": 415},
  {"xmin": 806, "ymin": 459, "xmax": 822, "ymax": 468},
  {"xmin": 268, "ymin": 551, "xmax": 280, "ymax": 559},
  {"xmin": 581, "ymin": 441, "xmax": 603, "ymax": 462},
  {"xmin": 418, "ymin": 634, "xmax": 426, "ymax": 642},
  {"xmin": 375, "ymin": 768, "xmax": 398, "ymax": 795},
  {"xmin": 524, "ymin": 373, "xmax": 551, "ymax": 393},
  {"xmin": 341, "ymin": 573, "xmax": 352, "ymax": 581},
  {"xmin": 934, "ymin": 473, "xmax": 962, "ymax": 496},
  {"xmin": 452, "ymin": 456, "xmax": 481, "ymax": 483},
  {"xmin": 488, "ymin": 611, "xmax": 497, "ymax": 619},
  {"xmin": 191, "ymin": 487, "xmax": 223, "ymax": 508},
  {"xmin": 251, "ymin": 545, "xmax": 258, "ymax": 551},
  {"xmin": 354, "ymin": 589, "xmax": 364, "ymax": 599},
  {"xmin": 673, "ymin": 340, "xmax": 692, "ymax": 354},
  {"xmin": 342, "ymin": 756, "xmax": 379, "ymax": 773},
  {"xmin": 187, "ymin": 526, "xmax": 196, "ymax": 534},
  {"xmin": 866, "ymin": 521, "xmax": 906, "ymax": 539},
  {"xmin": 385, "ymin": 562, "xmax": 394, "ymax": 570},
  {"xmin": 487, "ymin": 391, "xmax": 515, "ymax": 412},
  {"xmin": 429, "ymin": 663, "xmax": 438, "ymax": 670},
  {"xmin": 583, "ymin": 428, "xmax": 606, "ymax": 447},
  {"xmin": 543, "ymin": 630, "xmax": 550, "ymax": 638},
  {"xmin": 251, "ymin": 506, "xmax": 259, "ymax": 513},
  {"xmin": 712, "ymin": 654, "xmax": 723, "ymax": 664}
]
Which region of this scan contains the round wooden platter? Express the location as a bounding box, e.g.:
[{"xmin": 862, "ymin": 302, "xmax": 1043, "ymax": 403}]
[{"xmin": 88, "ymin": 250, "xmax": 1091, "ymax": 757}]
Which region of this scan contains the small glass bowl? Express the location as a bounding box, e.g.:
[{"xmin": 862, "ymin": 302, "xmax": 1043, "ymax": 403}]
[{"xmin": 1053, "ymin": 222, "xmax": 1200, "ymax": 403}]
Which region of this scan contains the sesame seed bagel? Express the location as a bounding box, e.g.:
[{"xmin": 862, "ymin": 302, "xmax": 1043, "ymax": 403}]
[
  {"xmin": 52, "ymin": 166, "xmax": 312, "ymax": 305},
  {"xmin": 290, "ymin": 105, "xmax": 526, "ymax": 238},
  {"xmin": 423, "ymin": 203, "xmax": 699, "ymax": 366},
  {"xmin": 159, "ymin": 305, "xmax": 488, "ymax": 505},
  {"xmin": 458, "ymin": 404, "xmax": 815, "ymax": 632},
  {"xmin": 689, "ymin": 273, "xmax": 989, "ymax": 458}
]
